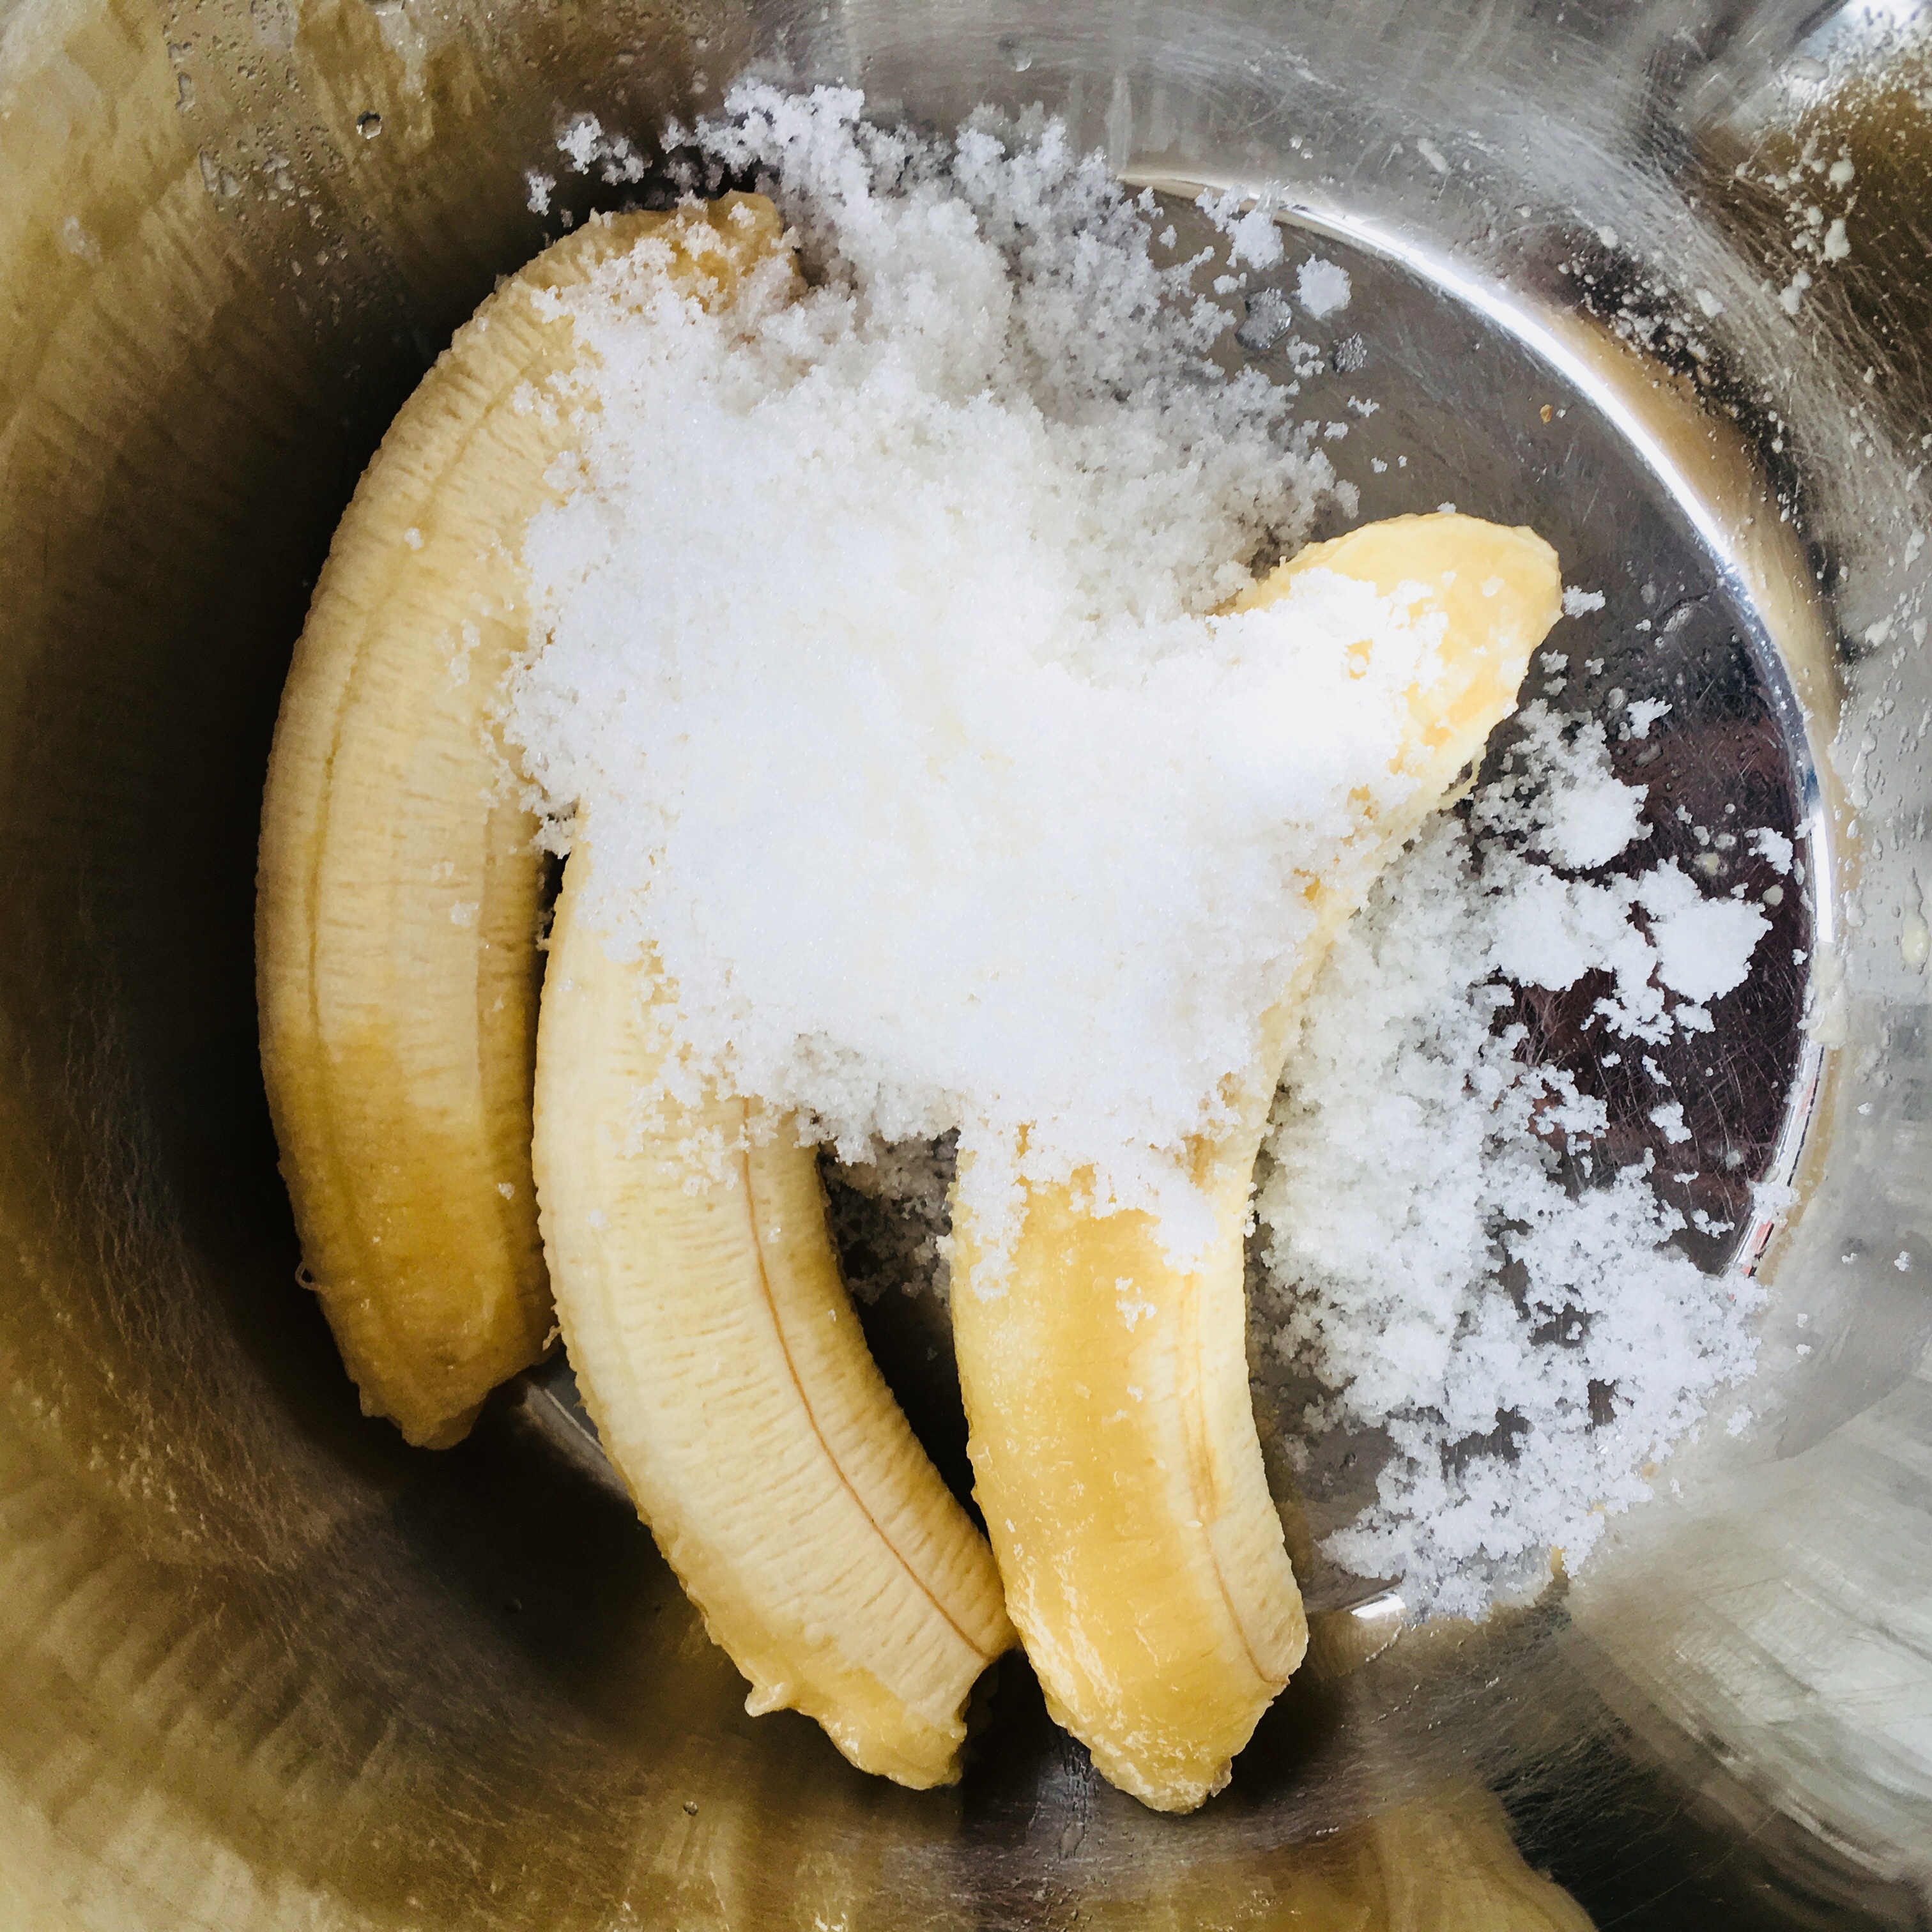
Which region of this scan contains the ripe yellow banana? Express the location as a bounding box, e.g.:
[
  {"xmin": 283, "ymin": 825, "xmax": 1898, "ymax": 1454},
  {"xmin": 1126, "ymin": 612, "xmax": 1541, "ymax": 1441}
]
[
  {"xmin": 533, "ymin": 841, "xmax": 1016, "ymax": 1787},
  {"xmin": 256, "ymin": 196, "xmax": 788, "ymax": 1447},
  {"xmin": 951, "ymin": 513, "xmax": 1563, "ymax": 1811}
]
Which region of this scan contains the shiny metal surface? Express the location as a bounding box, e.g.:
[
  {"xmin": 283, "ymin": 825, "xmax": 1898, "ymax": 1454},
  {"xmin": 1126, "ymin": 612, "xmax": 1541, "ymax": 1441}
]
[{"xmin": 1, "ymin": 0, "xmax": 1928, "ymax": 1924}]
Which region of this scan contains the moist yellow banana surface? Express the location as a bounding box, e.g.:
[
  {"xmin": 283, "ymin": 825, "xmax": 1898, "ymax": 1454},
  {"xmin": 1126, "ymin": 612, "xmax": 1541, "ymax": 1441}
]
[
  {"xmin": 533, "ymin": 841, "xmax": 1016, "ymax": 1787},
  {"xmin": 256, "ymin": 196, "xmax": 786, "ymax": 1448},
  {"xmin": 951, "ymin": 514, "xmax": 1563, "ymax": 1811}
]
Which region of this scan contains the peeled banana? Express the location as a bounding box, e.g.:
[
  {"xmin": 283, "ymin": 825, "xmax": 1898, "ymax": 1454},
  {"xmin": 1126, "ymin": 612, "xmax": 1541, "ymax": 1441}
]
[
  {"xmin": 264, "ymin": 193, "xmax": 1013, "ymax": 1782},
  {"xmin": 951, "ymin": 513, "xmax": 1563, "ymax": 1811},
  {"xmin": 533, "ymin": 839, "xmax": 1016, "ymax": 1787},
  {"xmin": 256, "ymin": 196, "xmax": 788, "ymax": 1447}
]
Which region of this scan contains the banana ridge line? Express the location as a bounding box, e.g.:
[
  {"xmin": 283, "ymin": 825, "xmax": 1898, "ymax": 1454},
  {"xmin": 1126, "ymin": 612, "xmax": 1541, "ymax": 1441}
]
[
  {"xmin": 735, "ymin": 1135, "xmax": 993, "ymax": 1664},
  {"xmin": 1182, "ymin": 1250, "xmax": 1275, "ymax": 1694}
]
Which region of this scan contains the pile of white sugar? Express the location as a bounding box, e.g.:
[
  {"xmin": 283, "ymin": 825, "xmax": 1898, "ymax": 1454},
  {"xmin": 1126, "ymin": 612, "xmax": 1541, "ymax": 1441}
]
[
  {"xmin": 507, "ymin": 84, "xmax": 1454, "ymax": 1252},
  {"xmin": 507, "ymin": 85, "xmax": 1778, "ymax": 1618}
]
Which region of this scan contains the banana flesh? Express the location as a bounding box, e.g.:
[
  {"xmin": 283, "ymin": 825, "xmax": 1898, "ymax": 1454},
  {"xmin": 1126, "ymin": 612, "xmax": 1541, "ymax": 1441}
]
[
  {"xmin": 951, "ymin": 513, "xmax": 1563, "ymax": 1811},
  {"xmin": 533, "ymin": 841, "xmax": 1016, "ymax": 1787},
  {"xmin": 256, "ymin": 196, "xmax": 788, "ymax": 1448}
]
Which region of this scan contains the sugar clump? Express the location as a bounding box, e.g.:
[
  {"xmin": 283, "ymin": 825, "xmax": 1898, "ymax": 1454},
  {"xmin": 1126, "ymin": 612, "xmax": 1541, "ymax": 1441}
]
[
  {"xmin": 1296, "ymin": 256, "xmax": 1353, "ymax": 318},
  {"xmin": 1197, "ymin": 184, "xmax": 1287, "ymax": 270}
]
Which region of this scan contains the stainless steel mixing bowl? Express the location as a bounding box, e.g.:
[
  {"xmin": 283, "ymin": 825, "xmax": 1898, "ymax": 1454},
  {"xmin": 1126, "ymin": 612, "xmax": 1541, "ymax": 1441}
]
[{"xmin": 3, "ymin": 0, "xmax": 1928, "ymax": 1924}]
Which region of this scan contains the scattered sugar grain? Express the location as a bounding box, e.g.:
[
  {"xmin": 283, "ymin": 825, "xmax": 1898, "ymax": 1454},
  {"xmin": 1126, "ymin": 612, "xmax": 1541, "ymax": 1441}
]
[
  {"xmin": 1230, "ymin": 206, "xmax": 1285, "ymax": 270},
  {"xmin": 1623, "ymin": 697, "xmax": 1672, "ymax": 739},
  {"xmin": 1748, "ymin": 825, "xmax": 1794, "ymax": 873},
  {"xmin": 1296, "ymin": 256, "xmax": 1353, "ymax": 318},
  {"xmin": 556, "ymin": 113, "xmax": 601, "ymax": 172},
  {"xmin": 1635, "ymin": 864, "xmax": 1770, "ymax": 1003},
  {"xmin": 1261, "ymin": 715, "xmax": 1767, "ymax": 1619}
]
